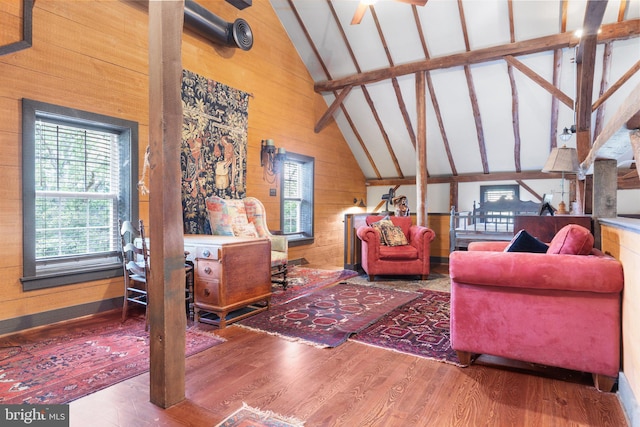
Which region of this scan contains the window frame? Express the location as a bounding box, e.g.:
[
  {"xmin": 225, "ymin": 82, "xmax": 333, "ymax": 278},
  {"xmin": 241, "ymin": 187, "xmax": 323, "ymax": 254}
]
[
  {"xmin": 21, "ymin": 99, "xmax": 139, "ymax": 291},
  {"xmin": 280, "ymin": 152, "xmax": 314, "ymax": 247}
]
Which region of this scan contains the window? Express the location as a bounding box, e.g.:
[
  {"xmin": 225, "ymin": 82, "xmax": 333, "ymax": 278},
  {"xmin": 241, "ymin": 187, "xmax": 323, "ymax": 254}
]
[
  {"xmin": 479, "ymin": 184, "xmax": 519, "ymax": 224},
  {"xmin": 22, "ymin": 99, "xmax": 138, "ymax": 290},
  {"xmin": 480, "ymin": 185, "xmax": 519, "ymax": 204},
  {"xmin": 281, "ymin": 152, "xmax": 314, "ymax": 246}
]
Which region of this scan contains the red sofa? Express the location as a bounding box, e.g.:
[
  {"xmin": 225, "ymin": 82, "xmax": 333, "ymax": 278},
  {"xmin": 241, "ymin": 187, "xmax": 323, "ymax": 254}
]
[
  {"xmin": 449, "ymin": 225, "xmax": 624, "ymax": 391},
  {"xmin": 357, "ymin": 215, "xmax": 435, "ymax": 281}
]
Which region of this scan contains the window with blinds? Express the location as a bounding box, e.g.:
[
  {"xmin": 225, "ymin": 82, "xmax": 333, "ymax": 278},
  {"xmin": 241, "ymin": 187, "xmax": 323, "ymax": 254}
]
[
  {"xmin": 22, "ymin": 99, "xmax": 138, "ymax": 290},
  {"xmin": 281, "ymin": 152, "xmax": 314, "ymax": 245},
  {"xmin": 480, "ymin": 184, "xmax": 520, "ymax": 224},
  {"xmin": 35, "ymin": 120, "xmax": 120, "ymax": 261}
]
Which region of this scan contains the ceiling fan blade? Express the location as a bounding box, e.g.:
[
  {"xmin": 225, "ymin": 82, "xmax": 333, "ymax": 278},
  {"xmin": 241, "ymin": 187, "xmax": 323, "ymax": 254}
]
[
  {"xmin": 351, "ymin": 3, "xmax": 368, "ymax": 25},
  {"xmin": 395, "ymin": 0, "xmax": 428, "ymax": 5}
]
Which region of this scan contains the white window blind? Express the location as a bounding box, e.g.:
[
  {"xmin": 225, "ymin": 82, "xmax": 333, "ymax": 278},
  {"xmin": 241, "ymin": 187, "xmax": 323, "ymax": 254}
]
[
  {"xmin": 283, "ymin": 161, "xmax": 301, "ymax": 233},
  {"xmin": 34, "ymin": 120, "xmax": 120, "ymax": 263}
]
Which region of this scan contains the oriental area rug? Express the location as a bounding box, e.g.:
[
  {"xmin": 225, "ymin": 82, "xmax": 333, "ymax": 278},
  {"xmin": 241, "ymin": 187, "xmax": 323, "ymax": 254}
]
[
  {"xmin": 349, "ymin": 289, "xmax": 463, "ymax": 366},
  {"xmin": 0, "ymin": 316, "xmax": 225, "ymax": 405},
  {"xmin": 238, "ymin": 283, "xmax": 420, "ymax": 348},
  {"xmin": 215, "ymin": 402, "xmax": 305, "ymax": 427},
  {"xmin": 270, "ymin": 266, "xmax": 359, "ymax": 306}
]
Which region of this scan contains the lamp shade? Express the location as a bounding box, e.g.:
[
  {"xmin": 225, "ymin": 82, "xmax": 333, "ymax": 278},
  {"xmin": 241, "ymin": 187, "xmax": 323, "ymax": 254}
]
[{"xmin": 542, "ymin": 146, "xmax": 579, "ymax": 173}]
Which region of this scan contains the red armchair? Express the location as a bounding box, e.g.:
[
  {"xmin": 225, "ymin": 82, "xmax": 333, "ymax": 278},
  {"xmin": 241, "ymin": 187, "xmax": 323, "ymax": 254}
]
[
  {"xmin": 449, "ymin": 225, "xmax": 624, "ymax": 391},
  {"xmin": 356, "ymin": 215, "xmax": 436, "ymax": 281}
]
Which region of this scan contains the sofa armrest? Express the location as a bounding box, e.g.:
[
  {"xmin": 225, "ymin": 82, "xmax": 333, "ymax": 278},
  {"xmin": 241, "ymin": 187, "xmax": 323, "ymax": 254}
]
[
  {"xmin": 468, "ymin": 241, "xmax": 510, "ymax": 252},
  {"xmin": 449, "ymin": 250, "xmax": 623, "ymax": 293}
]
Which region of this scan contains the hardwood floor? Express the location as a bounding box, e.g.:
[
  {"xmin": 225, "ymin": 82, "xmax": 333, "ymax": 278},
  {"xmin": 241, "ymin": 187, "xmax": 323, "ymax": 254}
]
[{"xmin": 9, "ymin": 264, "xmax": 631, "ymax": 426}]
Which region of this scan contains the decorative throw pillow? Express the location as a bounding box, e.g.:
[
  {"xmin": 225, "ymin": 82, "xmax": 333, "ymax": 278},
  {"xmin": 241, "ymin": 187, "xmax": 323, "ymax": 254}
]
[
  {"xmin": 547, "ymin": 224, "xmax": 594, "ymax": 255},
  {"xmin": 371, "ymin": 217, "xmax": 393, "ymax": 245},
  {"xmin": 205, "ymin": 196, "xmax": 234, "ymax": 236},
  {"xmin": 232, "ymin": 222, "xmax": 259, "ymax": 238},
  {"xmin": 504, "ymin": 229, "xmax": 549, "ymax": 253},
  {"xmin": 381, "ymin": 225, "xmax": 409, "ymax": 246}
]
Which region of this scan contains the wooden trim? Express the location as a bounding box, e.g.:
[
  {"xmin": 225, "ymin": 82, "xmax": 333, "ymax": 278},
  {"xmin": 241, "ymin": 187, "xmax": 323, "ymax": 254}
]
[
  {"xmin": 0, "ymin": 300, "xmax": 121, "ymax": 337},
  {"xmin": 0, "ymin": 0, "xmax": 33, "ymax": 56}
]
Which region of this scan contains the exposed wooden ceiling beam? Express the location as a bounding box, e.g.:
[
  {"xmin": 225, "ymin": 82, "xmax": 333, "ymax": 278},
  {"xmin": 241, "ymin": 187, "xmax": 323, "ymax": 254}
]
[
  {"xmin": 458, "ymin": 0, "xmax": 489, "ymax": 174},
  {"xmin": 593, "ymin": 42, "xmax": 613, "ymax": 141},
  {"xmin": 314, "ymin": 86, "xmax": 351, "ymax": 133},
  {"xmin": 366, "ymin": 169, "xmax": 640, "ymax": 189},
  {"xmin": 582, "ymin": 81, "xmax": 640, "ymax": 171},
  {"xmin": 413, "ymin": 5, "xmax": 457, "ymax": 175},
  {"xmin": 575, "ymin": 0, "xmax": 608, "ymax": 164},
  {"xmin": 371, "ymin": 6, "xmax": 416, "ymax": 149},
  {"xmin": 314, "ymin": 19, "xmax": 639, "ymax": 93},
  {"xmin": 550, "ymin": 49, "xmax": 563, "ymax": 150},
  {"xmin": 507, "ymin": 0, "xmax": 522, "ymax": 172},
  {"xmin": 291, "ymin": 0, "xmax": 382, "ymax": 178},
  {"xmin": 504, "ymin": 55, "xmax": 574, "ymax": 109},
  {"xmin": 367, "ymin": 170, "xmax": 568, "ymax": 186},
  {"xmin": 591, "ymin": 59, "xmax": 640, "ymax": 111}
]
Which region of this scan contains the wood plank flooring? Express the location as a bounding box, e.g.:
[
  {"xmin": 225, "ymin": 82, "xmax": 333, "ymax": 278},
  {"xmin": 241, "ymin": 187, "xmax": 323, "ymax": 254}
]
[
  {"xmin": 67, "ymin": 323, "xmax": 628, "ymax": 427},
  {"xmin": 6, "ymin": 265, "xmax": 631, "ymax": 426}
]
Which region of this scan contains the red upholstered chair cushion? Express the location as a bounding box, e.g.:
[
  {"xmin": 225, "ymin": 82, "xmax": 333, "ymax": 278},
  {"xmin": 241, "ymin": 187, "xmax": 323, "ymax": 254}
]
[
  {"xmin": 379, "ymin": 245, "xmax": 418, "ymax": 260},
  {"xmin": 547, "ymin": 224, "xmax": 594, "ymax": 255}
]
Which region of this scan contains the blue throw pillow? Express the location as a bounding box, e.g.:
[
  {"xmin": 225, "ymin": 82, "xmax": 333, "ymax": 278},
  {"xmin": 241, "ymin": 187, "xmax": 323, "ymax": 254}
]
[{"xmin": 504, "ymin": 229, "xmax": 549, "ymax": 253}]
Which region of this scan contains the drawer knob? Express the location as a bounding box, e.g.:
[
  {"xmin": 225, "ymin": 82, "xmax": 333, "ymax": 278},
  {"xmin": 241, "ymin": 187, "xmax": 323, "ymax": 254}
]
[
  {"xmin": 203, "ymin": 249, "xmax": 211, "ymax": 258},
  {"xmin": 204, "ymin": 289, "xmax": 210, "ymax": 296},
  {"xmin": 204, "ymin": 266, "xmax": 212, "ymax": 274}
]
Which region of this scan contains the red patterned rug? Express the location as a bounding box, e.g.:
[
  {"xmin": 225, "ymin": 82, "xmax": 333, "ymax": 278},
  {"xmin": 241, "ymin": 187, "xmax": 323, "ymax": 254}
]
[
  {"xmin": 271, "ymin": 266, "xmax": 359, "ymax": 306},
  {"xmin": 349, "ymin": 289, "xmax": 462, "ymax": 366},
  {"xmin": 238, "ymin": 283, "xmax": 420, "ymax": 348},
  {"xmin": 0, "ymin": 316, "xmax": 225, "ymax": 404}
]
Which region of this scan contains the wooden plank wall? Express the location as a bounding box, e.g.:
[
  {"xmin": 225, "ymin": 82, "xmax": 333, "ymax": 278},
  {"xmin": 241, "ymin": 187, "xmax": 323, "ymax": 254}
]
[
  {"xmin": 0, "ymin": 0, "xmax": 365, "ymax": 324},
  {"xmin": 601, "ymin": 223, "xmax": 640, "ymax": 418}
]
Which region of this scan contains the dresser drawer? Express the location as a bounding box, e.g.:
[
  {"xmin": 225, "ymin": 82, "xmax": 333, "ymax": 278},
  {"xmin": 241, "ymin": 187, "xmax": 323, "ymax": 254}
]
[{"xmin": 196, "ymin": 279, "xmax": 222, "ymax": 307}]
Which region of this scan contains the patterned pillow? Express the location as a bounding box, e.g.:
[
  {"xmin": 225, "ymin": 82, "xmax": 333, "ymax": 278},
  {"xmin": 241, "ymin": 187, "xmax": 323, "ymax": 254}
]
[
  {"xmin": 371, "ymin": 217, "xmax": 394, "ymax": 245},
  {"xmin": 232, "ymin": 222, "xmax": 259, "ymax": 238},
  {"xmin": 205, "ymin": 196, "xmax": 251, "ymax": 236},
  {"xmin": 381, "ymin": 225, "xmax": 408, "ymax": 246},
  {"xmin": 205, "ymin": 196, "xmax": 234, "ymax": 236}
]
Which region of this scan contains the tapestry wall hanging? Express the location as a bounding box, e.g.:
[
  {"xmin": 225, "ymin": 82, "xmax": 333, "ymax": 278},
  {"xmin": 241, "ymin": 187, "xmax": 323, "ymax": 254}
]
[{"xmin": 181, "ymin": 70, "xmax": 250, "ymax": 234}]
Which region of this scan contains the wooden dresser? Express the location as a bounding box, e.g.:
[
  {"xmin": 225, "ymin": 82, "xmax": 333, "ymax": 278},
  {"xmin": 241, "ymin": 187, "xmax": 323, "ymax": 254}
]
[
  {"xmin": 183, "ymin": 235, "xmax": 271, "ymax": 328},
  {"xmin": 513, "ymin": 215, "xmax": 593, "ymax": 243}
]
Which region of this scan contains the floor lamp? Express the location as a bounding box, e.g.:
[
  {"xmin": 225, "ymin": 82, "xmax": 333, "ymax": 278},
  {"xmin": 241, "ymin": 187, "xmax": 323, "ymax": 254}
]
[{"xmin": 542, "ymin": 145, "xmax": 579, "ymax": 214}]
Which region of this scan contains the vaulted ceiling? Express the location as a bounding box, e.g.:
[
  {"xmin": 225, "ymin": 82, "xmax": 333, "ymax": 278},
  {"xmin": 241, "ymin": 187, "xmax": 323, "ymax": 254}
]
[{"xmin": 270, "ymin": 0, "xmax": 640, "ymax": 188}]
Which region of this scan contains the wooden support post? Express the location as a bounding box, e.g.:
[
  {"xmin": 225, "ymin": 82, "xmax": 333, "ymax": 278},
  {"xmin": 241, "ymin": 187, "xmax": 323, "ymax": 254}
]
[
  {"xmin": 148, "ymin": 0, "xmax": 186, "ymax": 408},
  {"xmin": 415, "ymin": 71, "xmax": 428, "ymax": 226},
  {"xmin": 592, "ymin": 159, "xmax": 618, "ymax": 249}
]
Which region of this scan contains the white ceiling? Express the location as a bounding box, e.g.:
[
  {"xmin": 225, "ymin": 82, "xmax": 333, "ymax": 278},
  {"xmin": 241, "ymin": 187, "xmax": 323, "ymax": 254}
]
[{"xmin": 270, "ymin": 0, "xmax": 640, "ymax": 179}]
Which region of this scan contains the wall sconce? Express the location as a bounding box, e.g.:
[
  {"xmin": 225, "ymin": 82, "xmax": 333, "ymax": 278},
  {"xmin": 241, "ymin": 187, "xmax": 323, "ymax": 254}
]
[
  {"xmin": 261, "ymin": 139, "xmax": 286, "ymax": 183},
  {"xmin": 559, "ymin": 125, "xmax": 576, "ymax": 142}
]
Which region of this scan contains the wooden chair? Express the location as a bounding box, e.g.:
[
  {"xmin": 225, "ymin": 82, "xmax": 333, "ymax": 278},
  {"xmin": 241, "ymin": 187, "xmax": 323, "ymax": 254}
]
[
  {"xmin": 120, "ymin": 220, "xmax": 196, "ymax": 328},
  {"xmin": 120, "ymin": 219, "xmax": 150, "ymax": 330}
]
